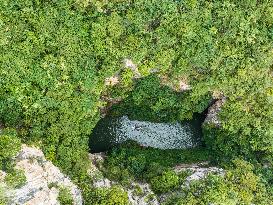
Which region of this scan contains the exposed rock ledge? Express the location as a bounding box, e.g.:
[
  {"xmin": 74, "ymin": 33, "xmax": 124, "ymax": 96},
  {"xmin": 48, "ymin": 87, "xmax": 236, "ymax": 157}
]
[
  {"xmin": 4, "ymin": 144, "xmax": 82, "ymax": 205},
  {"xmin": 174, "ymin": 162, "xmax": 225, "ymax": 185}
]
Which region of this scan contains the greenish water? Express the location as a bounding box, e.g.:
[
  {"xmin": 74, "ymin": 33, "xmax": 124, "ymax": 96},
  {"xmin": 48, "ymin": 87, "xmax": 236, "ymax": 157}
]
[{"xmin": 89, "ymin": 115, "xmax": 205, "ymax": 153}]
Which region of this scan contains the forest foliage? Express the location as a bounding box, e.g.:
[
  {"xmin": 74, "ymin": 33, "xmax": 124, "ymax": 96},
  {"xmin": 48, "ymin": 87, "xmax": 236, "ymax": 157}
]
[
  {"xmin": 0, "ymin": 0, "xmax": 273, "ymax": 204},
  {"xmin": 165, "ymin": 159, "xmax": 273, "ymax": 205}
]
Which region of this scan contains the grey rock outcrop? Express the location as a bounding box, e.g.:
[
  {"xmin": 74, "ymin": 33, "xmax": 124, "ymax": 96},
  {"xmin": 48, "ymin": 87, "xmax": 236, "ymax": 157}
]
[
  {"xmin": 174, "ymin": 162, "xmax": 225, "ymax": 186},
  {"xmin": 204, "ymin": 98, "xmax": 226, "ymax": 127},
  {"xmin": 5, "ymin": 144, "xmax": 82, "ymax": 205},
  {"xmin": 160, "ymin": 75, "xmax": 191, "ymax": 92}
]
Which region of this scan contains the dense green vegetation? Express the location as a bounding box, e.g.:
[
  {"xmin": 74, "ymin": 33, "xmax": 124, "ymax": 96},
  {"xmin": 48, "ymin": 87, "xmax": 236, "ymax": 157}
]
[
  {"xmin": 103, "ymin": 141, "xmax": 209, "ymax": 182},
  {"xmin": 150, "ymin": 170, "xmax": 180, "ymax": 193},
  {"xmin": 0, "ymin": 130, "xmax": 25, "ymax": 203},
  {"xmin": 83, "ymin": 185, "xmax": 129, "ymax": 205},
  {"xmin": 0, "ymin": 130, "xmax": 26, "ymax": 189},
  {"xmin": 165, "ymin": 159, "xmax": 273, "ymax": 205},
  {"xmin": 100, "ymin": 144, "xmax": 272, "ymax": 203},
  {"xmin": 0, "ymin": 0, "xmax": 273, "ymax": 204},
  {"xmin": 100, "ymin": 142, "xmax": 209, "ymax": 194},
  {"xmin": 0, "ymin": 131, "xmax": 21, "ymax": 170},
  {"xmin": 58, "ymin": 187, "xmax": 74, "ymax": 205},
  {"xmin": 4, "ymin": 169, "xmax": 26, "ymax": 189},
  {"xmin": 110, "ymin": 75, "xmax": 210, "ymax": 122},
  {"xmin": 0, "ymin": 185, "xmax": 8, "ymax": 205}
]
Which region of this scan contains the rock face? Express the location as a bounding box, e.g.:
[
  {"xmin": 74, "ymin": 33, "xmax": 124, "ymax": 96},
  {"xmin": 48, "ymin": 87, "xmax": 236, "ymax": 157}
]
[
  {"xmin": 6, "ymin": 144, "xmax": 82, "ymax": 205},
  {"xmin": 104, "ymin": 58, "xmax": 141, "ymax": 88},
  {"xmin": 174, "ymin": 162, "xmax": 225, "ymax": 186},
  {"xmin": 123, "ymin": 58, "xmax": 141, "ymax": 78},
  {"xmin": 105, "ymin": 76, "xmax": 120, "ymax": 86},
  {"xmin": 160, "ymin": 75, "xmax": 191, "ymax": 92},
  {"xmin": 204, "ymin": 98, "xmax": 226, "ymax": 127}
]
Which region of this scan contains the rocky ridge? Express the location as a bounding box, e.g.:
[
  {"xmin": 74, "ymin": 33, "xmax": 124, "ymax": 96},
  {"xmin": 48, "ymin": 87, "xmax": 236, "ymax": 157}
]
[{"xmin": 2, "ymin": 144, "xmax": 82, "ymax": 205}]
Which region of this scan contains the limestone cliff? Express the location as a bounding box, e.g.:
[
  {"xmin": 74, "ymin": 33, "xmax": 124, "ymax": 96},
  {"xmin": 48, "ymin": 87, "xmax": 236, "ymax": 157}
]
[{"xmin": 1, "ymin": 145, "xmax": 82, "ymax": 205}]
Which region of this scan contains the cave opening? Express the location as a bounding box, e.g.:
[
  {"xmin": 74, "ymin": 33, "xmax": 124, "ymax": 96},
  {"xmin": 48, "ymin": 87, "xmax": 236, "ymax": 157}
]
[
  {"xmin": 89, "ymin": 76, "xmax": 210, "ymax": 153},
  {"xmin": 89, "ymin": 110, "xmax": 207, "ymax": 153}
]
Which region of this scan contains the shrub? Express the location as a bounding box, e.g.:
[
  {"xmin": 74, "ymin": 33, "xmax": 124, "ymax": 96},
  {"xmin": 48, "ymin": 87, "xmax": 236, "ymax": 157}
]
[
  {"xmin": 144, "ymin": 162, "xmax": 168, "ymax": 181},
  {"xmin": 111, "ymin": 75, "xmax": 211, "ymax": 122},
  {"xmin": 127, "ymin": 154, "xmax": 147, "ymax": 176},
  {"xmin": 133, "ymin": 184, "xmax": 144, "ymax": 196},
  {"xmin": 4, "ymin": 169, "xmax": 26, "ymax": 189},
  {"xmin": 0, "ymin": 132, "xmax": 22, "ymax": 178},
  {"xmin": 58, "ymin": 187, "xmax": 73, "ymax": 205},
  {"xmin": 0, "ymin": 135, "xmax": 21, "ymax": 161},
  {"xmin": 144, "ymin": 193, "xmax": 157, "ymax": 203},
  {"xmin": 89, "ymin": 186, "xmax": 129, "ymax": 205},
  {"xmin": 0, "ymin": 184, "xmax": 9, "ymax": 205},
  {"xmin": 107, "ymin": 186, "xmax": 129, "ymax": 205},
  {"xmin": 150, "ymin": 170, "xmax": 180, "ymax": 193},
  {"xmin": 104, "ymin": 142, "xmax": 210, "ymax": 182},
  {"xmin": 166, "ymin": 159, "xmax": 273, "ymax": 205}
]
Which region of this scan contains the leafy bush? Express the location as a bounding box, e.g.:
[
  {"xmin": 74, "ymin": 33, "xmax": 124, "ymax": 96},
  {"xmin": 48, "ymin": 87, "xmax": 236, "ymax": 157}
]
[
  {"xmin": 165, "ymin": 159, "xmax": 273, "ymax": 205},
  {"xmin": 0, "ymin": 132, "xmax": 22, "ymax": 177},
  {"xmin": 0, "ymin": 134, "xmax": 21, "ymax": 162},
  {"xmin": 88, "ymin": 186, "xmax": 129, "ymax": 205},
  {"xmin": 144, "ymin": 162, "xmax": 168, "ymax": 181},
  {"xmin": 0, "ymin": 184, "xmax": 9, "ymax": 205},
  {"xmin": 107, "ymin": 186, "xmax": 129, "ymax": 205},
  {"xmin": 111, "ymin": 75, "xmax": 211, "ymax": 122},
  {"xmin": 58, "ymin": 187, "xmax": 73, "ymax": 205},
  {"xmin": 103, "ymin": 142, "xmax": 210, "ymax": 182},
  {"xmin": 4, "ymin": 169, "xmax": 26, "ymax": 189},
  {"xmin": 144, "ymin": 193, "xmax": 157, "ymax": 203},
  {"xmin": 0, "ymin": 132, "xmax": 25, "ymax": 190},
  {"xmin": 0, "ymin": 0, "xmax": 273, "ymax": 202},
  {"xmin": 150, "ymin": 170, "xmax": 180, "ymax": 193},
  {"xmin": 133, "ymin": 184, "xmax": 144, "ymax": 196},
  {"xmin": 0, "ymin": 0, "xmax": 102, "ymax": 179},
  {"xmin": 127, "ymin": 154, "xmax": 147, "ymax": 176}
]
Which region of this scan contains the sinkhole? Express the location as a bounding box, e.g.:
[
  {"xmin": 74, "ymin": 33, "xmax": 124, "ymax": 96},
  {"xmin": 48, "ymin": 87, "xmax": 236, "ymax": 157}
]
[{"xmin": 89, "ymin": 113, "xmax": 206, "ymax": 153}]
